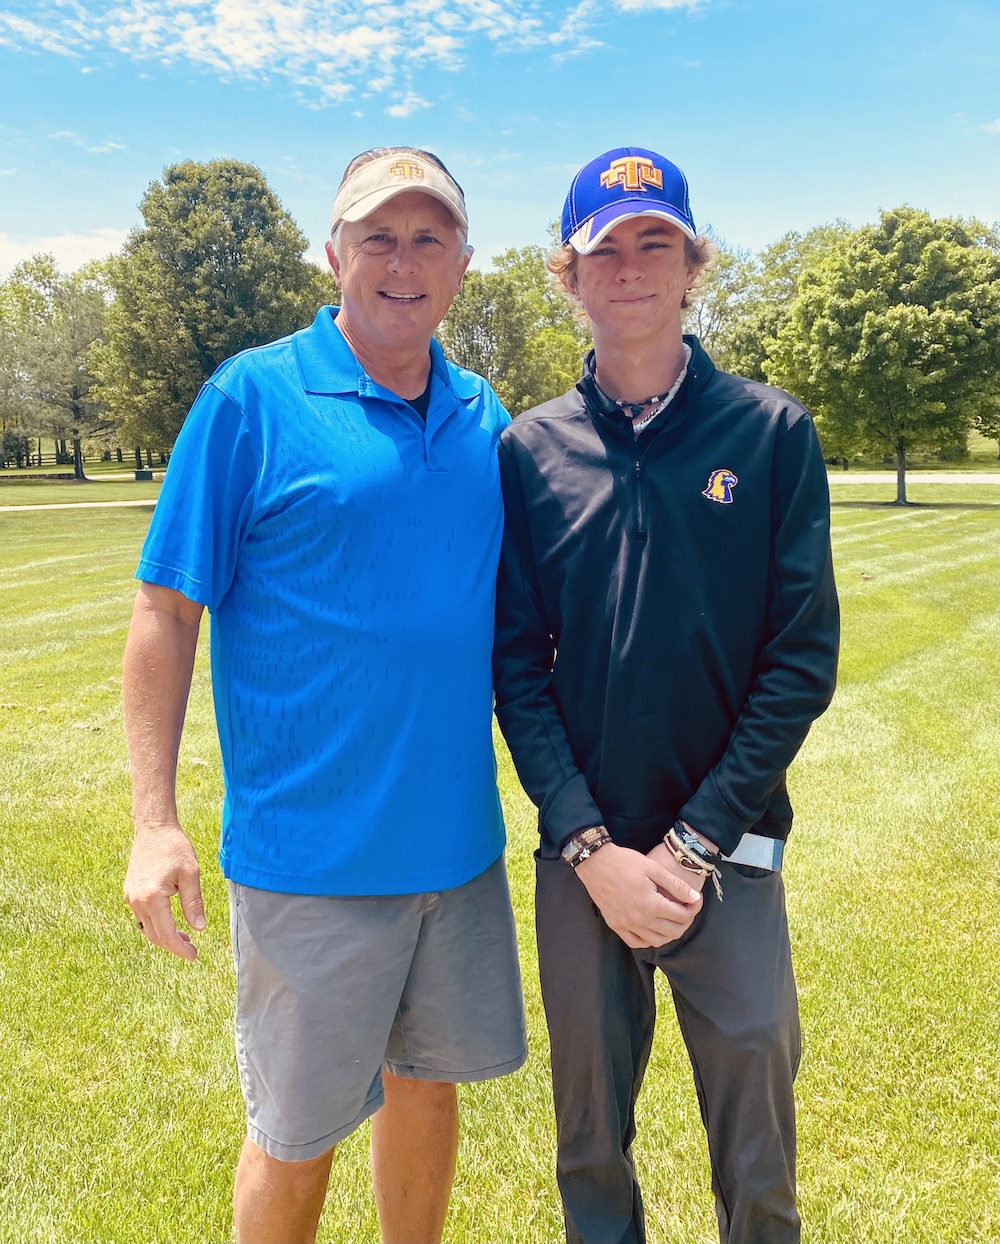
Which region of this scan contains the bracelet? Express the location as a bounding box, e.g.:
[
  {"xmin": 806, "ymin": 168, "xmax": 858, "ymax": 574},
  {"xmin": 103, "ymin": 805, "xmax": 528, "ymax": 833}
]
[
  {"xmin": 663, "ymin": 824, "xmax": 724, "ymax": 902},
  {"xmin": 561, "ymin": 826, "xmax": 612, "ymax": 869}
]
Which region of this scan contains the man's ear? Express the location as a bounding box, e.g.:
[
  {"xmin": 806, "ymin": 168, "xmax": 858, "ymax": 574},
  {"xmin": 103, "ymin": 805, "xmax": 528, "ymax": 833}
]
[
  {"xmin": 325, "ymin": 239, "xmax": 340, "ymax": 281},
  {"xmin": 456, "ymin": 248, "xmax": 472, "ymax": 291}
]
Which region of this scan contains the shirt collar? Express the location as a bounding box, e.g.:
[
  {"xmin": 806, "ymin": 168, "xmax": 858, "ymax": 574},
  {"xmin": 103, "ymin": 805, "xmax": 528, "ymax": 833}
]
[{"xmin": 293, "ymin": 305, "xmax": 480, "ymax": 403}]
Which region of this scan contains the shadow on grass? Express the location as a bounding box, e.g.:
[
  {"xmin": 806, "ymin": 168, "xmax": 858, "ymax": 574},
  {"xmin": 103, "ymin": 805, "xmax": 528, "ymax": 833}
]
[{"xmin": 831, "ymin": 500, "xmax": 1000, "ymax": 510}]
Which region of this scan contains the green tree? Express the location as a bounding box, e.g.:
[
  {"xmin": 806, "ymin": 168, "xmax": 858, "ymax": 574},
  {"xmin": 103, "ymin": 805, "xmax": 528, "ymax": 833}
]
[
  {"xmin": 0, "ymin": 255, "xmax": 109, "ymax": 477},
  {"xmin": 712, "ymin": 222, "xmax": 853, "ymax": 382},
  {"xmin": 0, "ymin": 256, "xmax": 52, "ymax": 447},
  {"xmin": 683, "ymin": 241, "xmax": 756, "ymax": 362},
  {"xmin": 92, "ymin": 159, "xmax": 337, "ymax": 450},
  {"xmin": 972, "ymin": 405, "xmax": 1000, "ymax": 458},
  {"xmin": 767, "ymin": 208, "xmax": 1000, "ymax": 503},
  {"xmin": 439, "ymin": 245, "xmax": 588, "ymax": 416}
]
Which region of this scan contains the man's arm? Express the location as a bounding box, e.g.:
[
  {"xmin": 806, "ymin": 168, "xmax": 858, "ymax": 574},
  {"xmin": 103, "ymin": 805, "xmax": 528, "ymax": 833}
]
[
  {"xmin": 679, "ymin": 410, "xmax": 840, "ymax": 854},
  {"xmin": 122, "ymin": 582, "xmax": 206, "ymax": 961},
  {"xmin": 494, "ymin": 435, "xmax": 701, "ymax": 948}
]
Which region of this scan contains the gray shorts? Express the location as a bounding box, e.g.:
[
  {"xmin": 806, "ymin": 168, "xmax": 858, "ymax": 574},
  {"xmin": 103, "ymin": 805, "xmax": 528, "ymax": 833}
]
[{"xmin": 228, "ymin": 856, "xmax": 527, "ymax": 1161}]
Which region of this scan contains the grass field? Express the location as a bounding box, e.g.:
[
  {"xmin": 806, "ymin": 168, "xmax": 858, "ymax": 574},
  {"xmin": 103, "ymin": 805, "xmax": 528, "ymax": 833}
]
[{"xmin": 0, "ymin": 485, "xmax": 997, "ymax": 1243}]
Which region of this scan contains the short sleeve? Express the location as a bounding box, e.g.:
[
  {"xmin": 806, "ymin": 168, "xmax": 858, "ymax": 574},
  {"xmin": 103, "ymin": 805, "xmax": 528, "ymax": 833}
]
[{"xmin": 136, "ymin": 382, "xmax": 260, "ymax": 611}]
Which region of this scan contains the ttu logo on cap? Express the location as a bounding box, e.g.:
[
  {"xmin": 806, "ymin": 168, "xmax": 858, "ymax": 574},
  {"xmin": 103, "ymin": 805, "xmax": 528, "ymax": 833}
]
[
  {"xmin": 562, "ymin": 146, "xmax": 697, "ymax": 254},
  {"xmin": 389, "ymin": 160, "xmax": 425, "ymax": 179},
  {"xmin": 600, "ymin": 156, "xmax": 663, "ymax": 194},
  {"xmin": 702, "ymin": 469, "xmax": 739, "ymax": 504}
]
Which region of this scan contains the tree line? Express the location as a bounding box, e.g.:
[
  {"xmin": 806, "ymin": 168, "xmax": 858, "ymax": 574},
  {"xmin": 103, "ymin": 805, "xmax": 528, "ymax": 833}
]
[{"xmin": 1, "ymin": 158, "xmax": 997, "ymax": 502}]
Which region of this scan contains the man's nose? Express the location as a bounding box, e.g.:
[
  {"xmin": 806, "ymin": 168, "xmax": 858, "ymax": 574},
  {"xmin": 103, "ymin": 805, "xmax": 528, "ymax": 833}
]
[
  {"xmin": 614, "ymin": 249, "xmax": 644, "ymax": 282},
  {"xmin": 387, "ymin": 241, "xmax": 420, "ymax": 274}
]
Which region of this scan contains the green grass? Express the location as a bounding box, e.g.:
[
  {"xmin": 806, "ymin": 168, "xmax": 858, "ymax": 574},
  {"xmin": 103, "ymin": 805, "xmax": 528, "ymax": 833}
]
[
  {"xmin": 0, "ymin": 488, "xmax": 996, "ymax": 1243},
  {"xmin": 0, "ymin": 478, "xmax": 162, "ymax": 506}
]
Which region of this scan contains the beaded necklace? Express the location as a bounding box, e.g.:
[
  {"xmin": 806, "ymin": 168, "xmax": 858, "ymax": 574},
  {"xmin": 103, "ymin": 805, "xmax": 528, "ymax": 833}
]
[{"xmin": 595, "ymin": 344, "xmax": 692, "ymax": 438}]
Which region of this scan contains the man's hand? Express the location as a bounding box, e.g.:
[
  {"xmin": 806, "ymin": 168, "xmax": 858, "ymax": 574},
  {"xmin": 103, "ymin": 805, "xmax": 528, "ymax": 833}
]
[
  {"xmin": 646, "ymin": 840, "xmax": 708, "ymax": 892},
  {"xmin": 124, "ymin": 821, "xmax": 205, "ymax": 961},
  {"xmin": 573, "ymin": 843, "xmax": 702, "ymax": 949}
]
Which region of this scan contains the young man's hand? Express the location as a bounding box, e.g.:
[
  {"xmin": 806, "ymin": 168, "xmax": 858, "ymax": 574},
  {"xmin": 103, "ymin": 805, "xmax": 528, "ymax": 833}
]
[{"xmin": 573, "ymin": 843, "xmax": 702, "ymax": 949}]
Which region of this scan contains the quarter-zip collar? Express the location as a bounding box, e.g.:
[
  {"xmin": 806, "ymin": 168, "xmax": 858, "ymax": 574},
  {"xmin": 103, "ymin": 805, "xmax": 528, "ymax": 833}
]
[{"xmin": 576, "ymin": 334, "xmax": 713, "ymax": 440}]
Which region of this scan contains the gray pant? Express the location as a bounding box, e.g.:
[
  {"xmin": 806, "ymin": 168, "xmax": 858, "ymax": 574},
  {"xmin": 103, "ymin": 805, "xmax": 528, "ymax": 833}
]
[{"xmin": 535, "ymin": 848, "xmax": 801, "ymax": 1244}]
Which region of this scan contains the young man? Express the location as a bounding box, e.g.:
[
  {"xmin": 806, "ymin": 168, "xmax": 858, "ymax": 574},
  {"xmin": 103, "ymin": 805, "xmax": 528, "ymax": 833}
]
[
  {"xmin": 494, "ymin": 147, "xmax": 839, "ymax": 1244},
  {"xmin": 123, "ymin": 147, "xmax": 526, "ymax": 1244}
]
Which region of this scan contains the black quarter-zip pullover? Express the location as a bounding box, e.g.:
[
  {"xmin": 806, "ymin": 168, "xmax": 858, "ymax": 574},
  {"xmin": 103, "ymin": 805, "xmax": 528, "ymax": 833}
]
[{"xmin": 493, "ymin": 336, "xmax": 840, "ymax": 858}]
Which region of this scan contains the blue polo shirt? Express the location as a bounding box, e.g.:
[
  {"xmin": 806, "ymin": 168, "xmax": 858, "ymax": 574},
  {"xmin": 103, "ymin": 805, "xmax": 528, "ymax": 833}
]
[{"xmin": 137, "ymin": 307, "xmax": 510, "ymax": 896}]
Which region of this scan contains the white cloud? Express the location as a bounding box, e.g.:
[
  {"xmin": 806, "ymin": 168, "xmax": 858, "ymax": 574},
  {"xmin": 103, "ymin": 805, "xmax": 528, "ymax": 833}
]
[
  {"xmin": 0, "ymin": 11, "xmax": 77, "ymax": 56},
  {"xmin": 983, "ymin": 119, "xmax": 1000, "ymax": 134},
  {"xmin": 48, "ymin": 129, "xmax": 126, "ymax": 154},
  {"xmin": 0, "ymin": 0, "xmax": 701, "ymax": 105},
  {"xmin": 613, "ymin": 0, "xmax": 702, "ymax": 10},
  {"xmin": 0, "ymin": 227, "xmax": 130, "ymax": 278},
  {"xmin": 385, "ymin": 92, "xmax": 431, "ymax": 118}
]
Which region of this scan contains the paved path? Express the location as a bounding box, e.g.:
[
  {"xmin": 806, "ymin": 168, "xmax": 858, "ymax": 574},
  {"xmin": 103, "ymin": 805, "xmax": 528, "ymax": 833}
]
[
  {"xmin": 0, "ymin": 498, "xmax": 157, "ymax": 513},
  {"xmin": 827, "ymin": 472, "xmax": 1000, "ymax": 484}
]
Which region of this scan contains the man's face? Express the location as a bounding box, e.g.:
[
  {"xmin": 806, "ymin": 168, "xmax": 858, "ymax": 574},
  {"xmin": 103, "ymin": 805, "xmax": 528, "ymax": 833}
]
[
  {"xmin": 569, "ymin": 218, "xmax": 697, "ymax": 340},
  {"xmin": 326, "ymin": 192, "xmax": 470, "ymax": 355}
]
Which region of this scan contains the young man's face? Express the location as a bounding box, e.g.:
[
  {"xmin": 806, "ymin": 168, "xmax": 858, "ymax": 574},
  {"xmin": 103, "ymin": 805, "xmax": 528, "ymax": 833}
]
[
  {"xmin": 327, "ymin": 191, "xmax": 470, "ymax": 356},
  {"xmin": 569, "ymin": 218, "xmax": 697, "ymax": 340}
]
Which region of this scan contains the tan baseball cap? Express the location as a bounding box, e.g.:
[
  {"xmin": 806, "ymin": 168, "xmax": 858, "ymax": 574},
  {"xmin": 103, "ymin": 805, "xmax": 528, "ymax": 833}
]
[{"xmin": 331, "ymin": 150, "xmax": 468, "ymax": 231}]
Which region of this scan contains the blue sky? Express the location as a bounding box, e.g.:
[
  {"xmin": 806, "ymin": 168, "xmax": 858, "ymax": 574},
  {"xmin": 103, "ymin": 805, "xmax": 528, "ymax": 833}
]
[{"xmin": 0, "ymin": 0, "xmax": 996, "ymax": 278}]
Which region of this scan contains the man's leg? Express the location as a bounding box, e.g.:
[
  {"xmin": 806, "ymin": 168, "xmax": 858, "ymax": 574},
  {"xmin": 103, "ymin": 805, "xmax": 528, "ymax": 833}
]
[
  {"xmin": 535, "ymin": 847, "xmax": 657, "ymax": 1244},
  {"xmin": 233, "ymin": 1138, "xmax": 336, "ymax": 1244},
  {"xmin": 374, "ymin": 857, "xmax": 526, "ymax": 1242},
  {"xmin": 370, "ymin": 1072, "xmax": 459, "ymax": 1244},
  {"xmin": 658, "ymin": 865, "xmax": 800, "ymax": 1244}
]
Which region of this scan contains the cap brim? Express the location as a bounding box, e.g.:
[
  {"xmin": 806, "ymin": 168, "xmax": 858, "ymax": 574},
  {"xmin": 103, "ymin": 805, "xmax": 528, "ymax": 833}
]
[
  {"xmin": 336, "ymin": 184, "xmax": 468, "ymax": 229},
  {"xmin": 569, "ymin": 205, "xmax": 696, "ymax": 254}
]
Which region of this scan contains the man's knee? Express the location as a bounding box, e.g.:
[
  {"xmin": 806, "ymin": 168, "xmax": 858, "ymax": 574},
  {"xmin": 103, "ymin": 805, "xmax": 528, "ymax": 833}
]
[
  {"xmin": 236, "ymin": 1136, "xmax": 336, "ymax": 1196},
  {"xmin": 381, "ymin": 1073, "xmax": 457, "ymax": 1114}
]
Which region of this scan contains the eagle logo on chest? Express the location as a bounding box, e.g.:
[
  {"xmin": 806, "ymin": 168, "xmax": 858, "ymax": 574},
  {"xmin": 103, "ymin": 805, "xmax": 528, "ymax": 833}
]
[{"xmin": 701, "ymin": 468, "xmax": 739, "ymax": 504}]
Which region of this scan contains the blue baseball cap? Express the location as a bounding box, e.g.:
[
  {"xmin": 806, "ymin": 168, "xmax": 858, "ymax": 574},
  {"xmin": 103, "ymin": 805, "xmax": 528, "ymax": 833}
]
[{"xmin": 561, "ymin": 147, "xmax": 697, "ymax": 254}]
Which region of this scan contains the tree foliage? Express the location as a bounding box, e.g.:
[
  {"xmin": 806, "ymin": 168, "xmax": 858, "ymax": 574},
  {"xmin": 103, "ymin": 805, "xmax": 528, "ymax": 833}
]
[
  {"xmin": 704, "ymin": 223, "xmax": 853, "ymax": 380},
  {"xmin": 766, "ymin": 208, "xmax": 1000, "ymax": 502},
  {"xmin": 91, "ymin": 159, "xmax": 337, "ymax": 448},
  {"xmin": 972, "ymin": 404, "xmax": 1000, "ymax": 457},
  {"xmin": 0, "ymin": 255, "xmax": 108, "ymax": 477},
  {"xmin": 683, "ymin": 242, "xmax": 756, "ymax": 363},
  {"xmin": 439, "ymin": 245, "xmax": 589, "ymax": 416}
]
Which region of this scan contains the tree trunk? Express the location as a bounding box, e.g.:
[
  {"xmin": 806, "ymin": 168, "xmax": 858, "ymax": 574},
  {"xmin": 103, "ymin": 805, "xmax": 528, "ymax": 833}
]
[
  {"xmin": 134, "ymin": 447, "xmax": 142, "ymax": 469},
  {"xmin": 72, "ymin": 437, "xmax": 86, "ymax": 481},
  {"xmin": 894, "ymin": 440, "xmax": 908, "ymax": 505}
]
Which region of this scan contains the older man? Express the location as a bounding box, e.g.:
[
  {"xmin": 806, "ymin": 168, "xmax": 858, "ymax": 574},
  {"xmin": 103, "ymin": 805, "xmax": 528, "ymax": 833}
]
[
  {"xmin": 494, "ymin": 147, "xmax": 839, "ymax": 1244},
  {"xmin": 124, "ymin": 147, "xmax": 525, "ymax": 1244}
]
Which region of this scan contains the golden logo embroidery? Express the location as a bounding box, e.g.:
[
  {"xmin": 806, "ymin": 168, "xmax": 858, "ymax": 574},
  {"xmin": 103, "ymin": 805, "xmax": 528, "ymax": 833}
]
[
  {"xmin": 599, "ymin": 157, "xmax": 664, "ymax": 194},
  {"xmin": 390, "ymin": 161, "xmax": 425, "ymax": 179},
  {"xmin": 702, "ymin": 469, "xmax": 739, "ymax": 504}
]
